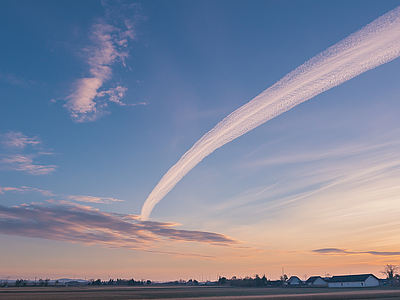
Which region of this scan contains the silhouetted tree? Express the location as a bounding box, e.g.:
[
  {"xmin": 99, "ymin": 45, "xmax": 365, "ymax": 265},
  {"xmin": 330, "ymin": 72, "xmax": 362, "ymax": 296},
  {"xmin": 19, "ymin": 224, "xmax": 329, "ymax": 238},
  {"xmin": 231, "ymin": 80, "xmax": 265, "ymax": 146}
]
[
  {"xmin": 255, "ymin": 274, "xmax": 262, "ymax": 287},
  {"xmin": 280, "ymin": 274, "xmax": 288, "ymax": 282},
  {"xmin": 381, "ymin": 264, "xmax": 399, "ymax": 285},
  {"xmin": 218, "ymin": 276, "xmax": 227, "ymax": 285},
  {"xmin": 261, "ymin": 275, "xmax": 268, "ymax": 286}
]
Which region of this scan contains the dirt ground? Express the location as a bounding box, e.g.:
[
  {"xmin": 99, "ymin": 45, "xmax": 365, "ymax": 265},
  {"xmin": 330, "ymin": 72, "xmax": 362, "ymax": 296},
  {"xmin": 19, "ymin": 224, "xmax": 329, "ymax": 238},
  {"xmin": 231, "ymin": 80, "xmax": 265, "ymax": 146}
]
[{"xmin": 1, "ymin": 285, "xmax": 400, "ymax": 300}]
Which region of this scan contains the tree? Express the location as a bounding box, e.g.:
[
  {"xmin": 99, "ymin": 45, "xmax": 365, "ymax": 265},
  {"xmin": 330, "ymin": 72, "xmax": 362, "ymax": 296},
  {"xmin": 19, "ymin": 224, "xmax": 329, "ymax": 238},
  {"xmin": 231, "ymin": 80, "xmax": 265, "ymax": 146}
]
[
  {"xmin": 254, "ymin": 274, "xmax": 262, "ymax": 287},
  {"xmin": 381, "ymin": 264, "xmax": 399, "ymax": 281},
  {"xmin": 280, "ymin": 274, "xmax": 288, "ymax": 282},
  {"xmin": 218, "ymin": 276, "xmax": 227, "ymax": 285},
  {"xmin": 261, "ymin": 275, "xmax": 268, "ymax": 286}
]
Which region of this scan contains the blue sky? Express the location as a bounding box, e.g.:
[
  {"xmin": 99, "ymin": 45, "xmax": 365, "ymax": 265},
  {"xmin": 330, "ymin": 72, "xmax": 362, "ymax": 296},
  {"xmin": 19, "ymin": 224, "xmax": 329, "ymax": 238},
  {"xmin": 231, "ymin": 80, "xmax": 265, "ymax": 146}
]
[{"xmin": 1, "ymin": 0, "xmax": 400, "ymax": 281}]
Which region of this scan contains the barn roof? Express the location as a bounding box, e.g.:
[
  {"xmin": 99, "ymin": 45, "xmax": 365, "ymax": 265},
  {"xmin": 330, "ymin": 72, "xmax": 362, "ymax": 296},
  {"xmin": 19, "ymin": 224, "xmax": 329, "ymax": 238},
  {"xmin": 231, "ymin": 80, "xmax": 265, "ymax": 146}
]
[
  {"xmin": 306, "ymin": 276, "xmax": 325, "ymax": 284},
  {"xmin": 328, "ymin": 274, "xmax": 378, "ymax": 283},
  {"xmin": 287, "ymin": 276, "xmax": 301, "ymax": 282}
]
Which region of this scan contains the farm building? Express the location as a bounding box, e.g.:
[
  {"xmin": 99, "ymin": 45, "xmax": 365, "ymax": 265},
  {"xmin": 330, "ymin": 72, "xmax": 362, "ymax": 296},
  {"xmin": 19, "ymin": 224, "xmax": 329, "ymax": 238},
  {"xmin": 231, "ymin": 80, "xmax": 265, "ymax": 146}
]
[
  {"xmin": 327, "ymin": 274, "xmax": 379, "ymax": 288},
  {"xmin": 286, "ymin": 276, "xmax": 302, "ymax": 285},
  {"xmin": 305, "ymin": 276, "xmax": 327, "ymax": 286}
]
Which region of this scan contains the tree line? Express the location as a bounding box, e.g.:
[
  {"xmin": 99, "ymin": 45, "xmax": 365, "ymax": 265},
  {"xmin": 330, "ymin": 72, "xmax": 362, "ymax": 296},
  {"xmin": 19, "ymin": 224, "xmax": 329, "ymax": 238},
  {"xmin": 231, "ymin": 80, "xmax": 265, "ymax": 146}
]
[
  {"xmin": 218, "ymin": 274, "xmax": 284, "ymax": 287},
  {"xmin": 88, "ymin": 278, "xmax": 152, "ymax": 286},
  {"xmin": 3, "ymin": 264, "xmax": 399, "ymax": 288}
]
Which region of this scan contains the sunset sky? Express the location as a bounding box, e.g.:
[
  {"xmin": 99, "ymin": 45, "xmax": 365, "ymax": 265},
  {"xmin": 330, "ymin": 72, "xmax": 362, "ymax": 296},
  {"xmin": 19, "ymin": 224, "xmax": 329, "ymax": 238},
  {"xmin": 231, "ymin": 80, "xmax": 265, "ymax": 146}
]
[{"xmin": 1, "ymin": 0, "xmax": 400, "ymax": 282}]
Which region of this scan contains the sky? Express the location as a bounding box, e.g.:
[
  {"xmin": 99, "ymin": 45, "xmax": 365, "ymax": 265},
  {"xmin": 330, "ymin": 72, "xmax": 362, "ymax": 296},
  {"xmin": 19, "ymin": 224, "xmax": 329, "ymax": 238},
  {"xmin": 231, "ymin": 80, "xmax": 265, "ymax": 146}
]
[{"xmin": 1, "ymin": 0, "xmax": 400, "ymax": 282}]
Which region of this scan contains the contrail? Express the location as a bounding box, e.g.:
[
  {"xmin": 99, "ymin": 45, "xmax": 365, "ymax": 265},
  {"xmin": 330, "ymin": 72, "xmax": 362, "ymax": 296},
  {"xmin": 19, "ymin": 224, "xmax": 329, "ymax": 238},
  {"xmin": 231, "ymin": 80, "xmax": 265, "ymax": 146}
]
[
  {"xmin": 141, "ymin": 6, "xmax": 400, "ymax": 221},
  {"xmin": 254, "ymin": 178, "xmax": 287, "ymax": 197}
]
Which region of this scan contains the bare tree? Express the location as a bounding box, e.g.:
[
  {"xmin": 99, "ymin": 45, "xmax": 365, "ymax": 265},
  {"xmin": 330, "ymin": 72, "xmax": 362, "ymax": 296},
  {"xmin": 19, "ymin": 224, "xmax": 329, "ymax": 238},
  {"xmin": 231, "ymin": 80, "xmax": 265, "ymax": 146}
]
[
  {"xmin": 381, "ymin": 264, "xmax": 399, "ymax": 280},
  {"xmin": 280, "ymin": 274, "xmax": 288, "ymax": 282}
]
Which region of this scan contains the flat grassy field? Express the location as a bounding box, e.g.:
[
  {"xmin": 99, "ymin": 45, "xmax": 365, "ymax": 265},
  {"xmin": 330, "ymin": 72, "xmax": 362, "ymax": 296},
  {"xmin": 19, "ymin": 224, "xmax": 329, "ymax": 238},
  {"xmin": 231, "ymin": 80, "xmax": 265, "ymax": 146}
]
[{"xmin": 1, "ymin": 285, "xmax": 400, "ymax": 299}]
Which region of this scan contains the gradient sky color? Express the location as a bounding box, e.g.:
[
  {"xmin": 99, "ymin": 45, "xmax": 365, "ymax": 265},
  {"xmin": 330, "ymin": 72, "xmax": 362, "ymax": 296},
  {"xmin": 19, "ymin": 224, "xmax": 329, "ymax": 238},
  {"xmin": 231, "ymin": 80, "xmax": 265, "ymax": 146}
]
[{"xmin": 1, "ymin": 0, "xmax": 400, "ymax": 282}]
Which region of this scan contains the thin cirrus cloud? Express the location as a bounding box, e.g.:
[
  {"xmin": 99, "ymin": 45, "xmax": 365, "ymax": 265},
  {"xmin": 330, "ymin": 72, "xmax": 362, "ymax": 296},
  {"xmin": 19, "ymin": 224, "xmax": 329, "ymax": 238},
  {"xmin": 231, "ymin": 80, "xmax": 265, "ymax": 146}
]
[
  {"xmin": 66, "ymin": 195, "xmax": 123, "ymax": 204},
  {"xmin": 313, "ymin": 248, "xmax": 400, "ymax": 256},
  {"xmin": 0, "ymin": 201, "xmax": 238, "ymax": 256},
  {"xmin": 63, "ymin": 3, "xmax": 146, "ymax": 122},
  {"xmin": 0, "ymin": 185, "xmax": 123, "ymax": 204},
  {"xmin": 217, "ymin": 137, "xmax": 400, "ymax": 220},
  {"xmin": 0, "ymin": 72, "xmax": 35, "ymax": 88},
  {"xmin": 204, "ymin": 134, "xmax": 400, "ymax": 256},
  {"xmin": 0, "ymin": 131, "xmax": 56, "ymax": 175},
  {"xmin": 0, "ymin": 186, "xmax": 55, "ymax": 197}
]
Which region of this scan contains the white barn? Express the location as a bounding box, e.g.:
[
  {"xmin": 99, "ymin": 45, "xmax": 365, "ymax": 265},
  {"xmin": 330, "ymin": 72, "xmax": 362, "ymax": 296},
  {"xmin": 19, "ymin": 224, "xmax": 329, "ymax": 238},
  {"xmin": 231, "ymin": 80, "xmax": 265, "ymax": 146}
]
[
  {"xmin": 287, "ymin": 276, "xmax": 302, "ymax": 285},
  {"xmin": 306, "ymin": 276, "xmax": 327, "ymax": 286},
  {"xmin": 327, "ymin": 274, "xmax": 379, "ymax": 288}
]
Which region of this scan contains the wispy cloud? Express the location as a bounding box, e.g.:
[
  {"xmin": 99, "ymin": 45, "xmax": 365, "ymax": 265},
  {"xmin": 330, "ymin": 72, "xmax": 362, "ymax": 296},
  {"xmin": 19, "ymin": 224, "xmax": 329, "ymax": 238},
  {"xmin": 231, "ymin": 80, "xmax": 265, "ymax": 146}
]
[
  {"xmin": 215, "ymin": 133, "xmax": 400, "ymax": 215},
  {"xmin": 201, "ymin": 131, "xmax": 400, "ymax": 256},
  {"xmin": 0, "ymin": 186, "xmax": 54, "ymax": 197},
  {"xmin": 0, "ymin": 131, "xmax": 41, "ymax": 149},
  {"xmin": 64, "ymin": 3, "xmax": 146, "ymax": 122},
  {"xmin": 0, "ymin": 155, "xmax": 56, "ymax": 175},
  {"xmin": 313, "ymin": 248, "xmax": 400, "ymax": 256},
  {"xmin": 0, "ymin": 132, "xmax": 56, "ymax": 175},
  {"xmin": 66, "ymin": 195, "xmax": 123, "ymax": 204},
  {"xmin": 140, "ymin": 6, "xmax": 400, "ymax": 220},
  {"xmin": 0, "ymin": 73, "xmax": 36, "ymax": 88},
  {"xmin": 0, "ymin": 201, "xmax": 238, "ymax": 256},
  {"xmin": 0, "ymin": 185, "xmax": 123, "ymax": 204}
]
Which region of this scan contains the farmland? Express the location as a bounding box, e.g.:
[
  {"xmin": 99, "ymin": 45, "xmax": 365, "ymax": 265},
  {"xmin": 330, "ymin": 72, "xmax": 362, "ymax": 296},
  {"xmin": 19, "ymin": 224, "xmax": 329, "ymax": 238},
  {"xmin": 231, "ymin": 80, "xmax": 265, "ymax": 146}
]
[{"xmin": 1, "ymin": 285, "xmax": 400, "ymax": 299}]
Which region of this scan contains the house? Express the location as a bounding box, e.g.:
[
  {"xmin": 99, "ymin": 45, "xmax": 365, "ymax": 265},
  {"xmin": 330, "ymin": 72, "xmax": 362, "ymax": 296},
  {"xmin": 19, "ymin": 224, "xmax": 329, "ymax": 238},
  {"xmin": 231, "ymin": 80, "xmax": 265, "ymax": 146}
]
[
  {"xmin": 306, "ymin": 276, "xmax": 327, "ymax": 286},
  {"xmin": 287, "ymin": 276, "xmax": 302, "ymax": 285},
  {"xmin": 66, "ymin": 280, "xmax": 81, "ymax": 286},
  {"xmin": 327, "ymin": 274, "xmax": 379, "ymax": 288}
]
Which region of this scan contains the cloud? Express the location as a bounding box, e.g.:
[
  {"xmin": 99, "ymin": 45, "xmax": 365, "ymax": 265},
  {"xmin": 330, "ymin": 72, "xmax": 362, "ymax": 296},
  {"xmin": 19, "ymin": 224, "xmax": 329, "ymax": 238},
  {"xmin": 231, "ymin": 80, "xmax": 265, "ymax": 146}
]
[
  {"xmin": 313, "ymin": 248, "xmax": 400, "ymax": 256},
  {"xmin": 97, "ymin": 86, "xmax": 127, "ymax": 106},
  {"xmin": 0, "ymin": 132, "xmax": 56, "ymax": 175},
  {"xmin": 140, "ymin": 6, "xmax": 400, "ymax": 220},
  {"xmin": 0, "ymin": 185, "xmax": 123, "ymax": 204},
  {"xmin": 313, "ymin": 248, "xmax": 350, "ymax": 255},
  {"xmin": 64, "ymin": 4, "xmax": 145, "ymax": 122},
  {"xmin": 0, "ymin": 132, "xmax": 41, "ymax": 149},
  {"xmin": 0, "ymin": 73, "xmax": 35, "ymax": 88},
  {"xmin": 0, "ymin": 186, "xmax": 55, "ymax": 197},
  {"xmin": 0, "ymin": 201, "xmax": 238, "ymax": 256},
  {"xmin": 212, "ymin": 132, "xmax": 400, "ymax": 218},
  {"xmin": 66, "ymin": 195, "xmax": 123, "ymax": 204},
  {"xmin": 0, "ymin": 155, "xmax": 56, "ymax": 175}
]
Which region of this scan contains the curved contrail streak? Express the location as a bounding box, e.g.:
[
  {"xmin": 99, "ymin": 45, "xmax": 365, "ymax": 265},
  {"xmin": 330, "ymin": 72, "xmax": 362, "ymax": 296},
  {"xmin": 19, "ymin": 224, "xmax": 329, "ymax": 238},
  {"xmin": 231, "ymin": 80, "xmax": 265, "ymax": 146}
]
[{"xmin": 141, "ymin": 6, "xmax": 400, "ymax": 220}]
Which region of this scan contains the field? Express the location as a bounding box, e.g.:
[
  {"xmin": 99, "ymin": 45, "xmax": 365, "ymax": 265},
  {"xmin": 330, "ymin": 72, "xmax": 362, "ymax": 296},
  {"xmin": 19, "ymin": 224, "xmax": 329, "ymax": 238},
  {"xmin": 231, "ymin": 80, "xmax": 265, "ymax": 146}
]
[{"xmin": 2, "ymin": 286, "xmax": 400, "ymax": 300}]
